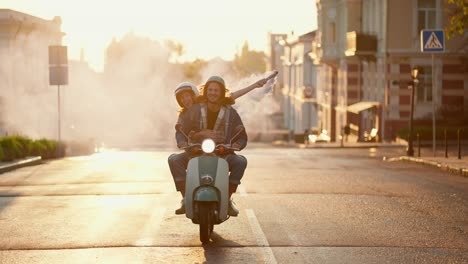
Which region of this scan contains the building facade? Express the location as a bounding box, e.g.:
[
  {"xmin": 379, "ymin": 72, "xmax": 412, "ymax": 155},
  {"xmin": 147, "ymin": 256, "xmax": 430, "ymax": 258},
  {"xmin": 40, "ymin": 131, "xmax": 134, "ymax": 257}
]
[
  {"xmin": 280, "ymin": 31, "xmax": 320, "ymax": 142},
  {"xmin": 0, "ymin": 9, "xmax": 64, "ymax": 137},
  {"xmin": 313, "ymin": 0, "xmax": 467, "ymax": 142}
]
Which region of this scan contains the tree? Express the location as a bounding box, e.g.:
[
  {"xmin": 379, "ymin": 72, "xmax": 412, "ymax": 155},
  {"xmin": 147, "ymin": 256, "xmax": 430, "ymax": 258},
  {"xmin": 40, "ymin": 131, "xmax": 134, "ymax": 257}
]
[
  {"xmin": 233, "ymin": 41, "xmax": 266, "ymax": 77},
  {"xmin": 182, "ymin": 59, "xmax": 207, "ymax": 83},
  {"xmin": 164, "ymin": 39, "xmax": 185, "ymax": 63},
  {"xmin": 445, "ymin": 0, "xmax": 468, "ymax": 38}
]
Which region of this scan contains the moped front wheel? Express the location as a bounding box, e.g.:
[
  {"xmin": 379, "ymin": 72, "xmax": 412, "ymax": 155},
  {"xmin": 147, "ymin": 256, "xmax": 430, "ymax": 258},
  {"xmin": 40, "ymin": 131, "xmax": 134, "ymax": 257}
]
[{"xmin": 198, "ymin": 203, "xmax": 214, "ymax": 243}]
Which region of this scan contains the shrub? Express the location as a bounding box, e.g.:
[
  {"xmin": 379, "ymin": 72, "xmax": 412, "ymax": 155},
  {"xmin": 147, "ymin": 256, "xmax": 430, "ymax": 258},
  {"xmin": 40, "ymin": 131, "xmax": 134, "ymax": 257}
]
[
  {"xmin": 13, "ymin": 135, "xmax": 33, "ymax": 158},
  {"xmin": 36, "ymin": 139, "xmax": 57, "ymax": 159},
  {"xmin": 0, "ymin": 137, "xmax": 23, "ymax": 161},
  {"xmin": 30, "ymin": 140, "xmax": 48, "ymax": 159},
  {"xmin": 0, "ymin": 136, "xmax": 69, "ymax": 161},
  {"xmin": 0, "ymin": 146, "xmax": 5, "ymax": 162}
]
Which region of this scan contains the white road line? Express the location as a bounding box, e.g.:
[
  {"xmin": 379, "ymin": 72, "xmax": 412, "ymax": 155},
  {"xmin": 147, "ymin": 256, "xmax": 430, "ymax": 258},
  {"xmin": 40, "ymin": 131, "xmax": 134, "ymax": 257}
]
[
  {"xmin": 134, "ymin": 208, "xmax": 166, "ymax": 246},
  {"xmin": 238, "ymin": 184, "xmax": 248, "ymax": 197},
  {"xmin": 246, "ymin": 209, "xmax": 278, "ymax": 264}
]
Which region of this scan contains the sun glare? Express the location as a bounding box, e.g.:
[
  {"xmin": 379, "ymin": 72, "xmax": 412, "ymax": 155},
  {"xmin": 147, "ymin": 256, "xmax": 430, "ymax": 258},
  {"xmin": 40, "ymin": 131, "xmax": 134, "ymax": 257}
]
[{"xmin": 3, "ymin": 0, "xmax": 316, "ymax": 71}]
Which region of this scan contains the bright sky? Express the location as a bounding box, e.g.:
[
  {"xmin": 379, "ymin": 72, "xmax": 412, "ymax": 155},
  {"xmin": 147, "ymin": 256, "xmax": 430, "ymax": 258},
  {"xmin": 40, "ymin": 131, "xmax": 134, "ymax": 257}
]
[{"xmin": 2, "ymin": 0, "xmax": 317, "ymax": 71}]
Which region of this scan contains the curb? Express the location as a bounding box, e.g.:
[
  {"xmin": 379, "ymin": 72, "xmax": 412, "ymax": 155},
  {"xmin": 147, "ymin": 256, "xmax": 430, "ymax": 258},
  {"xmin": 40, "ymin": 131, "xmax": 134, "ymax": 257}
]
[
  {"xmin": 272, "ymin": 142, "xmax": 406, "ymax": 149},
  {"xmin": 0, "ymin": 156, "xmax": 42, "ymax": 174},
  {"xmin": 387, "ymin": 156, "xmax": 468, "ymax": 177}
]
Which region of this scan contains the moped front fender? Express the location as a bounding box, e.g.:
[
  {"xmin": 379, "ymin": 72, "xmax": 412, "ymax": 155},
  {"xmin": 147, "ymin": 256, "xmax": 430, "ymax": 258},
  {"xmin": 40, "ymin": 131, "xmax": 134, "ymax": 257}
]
[{"xmin": 194, "ymin": 186, "xmax": 218, "ymax": 201}]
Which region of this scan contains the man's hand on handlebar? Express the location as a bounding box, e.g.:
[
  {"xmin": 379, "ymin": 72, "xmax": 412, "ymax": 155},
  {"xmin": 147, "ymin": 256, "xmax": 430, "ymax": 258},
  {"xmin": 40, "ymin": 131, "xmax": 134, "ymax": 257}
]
[{"xmin": 178, "ymin": 142, "xmax": 188, "ymax": 148}]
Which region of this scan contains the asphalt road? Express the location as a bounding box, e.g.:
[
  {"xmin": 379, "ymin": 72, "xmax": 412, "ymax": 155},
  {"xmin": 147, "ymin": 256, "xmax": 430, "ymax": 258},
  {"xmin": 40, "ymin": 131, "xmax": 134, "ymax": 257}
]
[{"xmin": 0, "ymin": 144, "xmax": 467, "ymax": 263}]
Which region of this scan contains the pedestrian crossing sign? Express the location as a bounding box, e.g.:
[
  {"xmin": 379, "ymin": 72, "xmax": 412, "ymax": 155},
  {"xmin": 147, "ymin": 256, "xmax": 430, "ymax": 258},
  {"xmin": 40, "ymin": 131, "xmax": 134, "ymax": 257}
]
[{"xmin": 421, "ymin": 30, "xmax": 445, "ymax": 52}]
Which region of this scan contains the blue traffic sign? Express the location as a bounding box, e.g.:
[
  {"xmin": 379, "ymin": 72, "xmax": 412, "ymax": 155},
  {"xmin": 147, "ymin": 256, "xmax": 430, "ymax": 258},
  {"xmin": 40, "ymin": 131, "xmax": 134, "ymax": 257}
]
[{"xmin": 421, "ymin": 30, "xmax": 445, "ymax": 52}]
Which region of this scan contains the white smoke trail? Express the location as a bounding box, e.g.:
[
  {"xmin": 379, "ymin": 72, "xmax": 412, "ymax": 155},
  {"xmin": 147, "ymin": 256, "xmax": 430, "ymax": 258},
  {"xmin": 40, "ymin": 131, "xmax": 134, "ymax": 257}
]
[
  {"xmin": 1, "ymin": 32, "xmax": 183, "ymax": 147},
  {"xmin": 0, "ymin": 32, "xmax": 57, "ymax": 139},
  {"xmin": 1, "ymin": 32, "xmax": 279, "ymax": 146}
]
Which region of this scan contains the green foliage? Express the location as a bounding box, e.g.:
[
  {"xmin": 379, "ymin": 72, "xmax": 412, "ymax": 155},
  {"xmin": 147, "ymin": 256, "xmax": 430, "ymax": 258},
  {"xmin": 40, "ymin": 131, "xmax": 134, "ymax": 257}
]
[
  {"xmin": 36, "ymin": 139, "xmax": 57, "ymax": 159},
  {"xmin": 445, "ymin": 0, "xmax": 468, "ymax": 38},
  {"xmin": 233, "ymin": 41, "xmax": 266, "ymax": 77},
  {"xmin": 164, "ymin": 39, "xmax": 185, "ymax": 61},
  {"xmin": 0, "ymin": 136, "xmax": 67, "ymax": 161},
  {"xmin": 30, "ymin": 140, "xmax": 47, "ymax": 158},
  {"xmin": 0, "ymin": 137, "xmax": 23, "ymax": 161},
  {"xmin": 0, "ymin": 146, "xmax": 4, "ymax": 161},
  {"xmin": 14, "ymin": 136, "xmax": 33, "ymax": 159},
  {"xmin": 182, "ymin": 59, "xmax": 207, "ymax": 83}
]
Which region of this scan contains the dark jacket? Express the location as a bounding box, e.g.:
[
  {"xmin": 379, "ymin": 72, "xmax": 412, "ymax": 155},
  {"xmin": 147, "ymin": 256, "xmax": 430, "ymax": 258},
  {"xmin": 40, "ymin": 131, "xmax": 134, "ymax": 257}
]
[{"xmin": 176, "ymin": 103, "xmax": 248, "ymax": 150}]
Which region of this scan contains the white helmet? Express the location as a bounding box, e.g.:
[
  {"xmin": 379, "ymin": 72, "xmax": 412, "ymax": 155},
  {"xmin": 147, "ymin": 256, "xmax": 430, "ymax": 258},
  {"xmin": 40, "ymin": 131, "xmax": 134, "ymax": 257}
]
[{"xmin": 174, "ymin": 82, "xmax": 199, "ymax": 107}]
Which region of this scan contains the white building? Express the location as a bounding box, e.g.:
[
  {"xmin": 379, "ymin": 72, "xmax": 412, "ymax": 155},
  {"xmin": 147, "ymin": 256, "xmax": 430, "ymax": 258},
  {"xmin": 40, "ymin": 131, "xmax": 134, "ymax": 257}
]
[
  {"xmin": 0, "ymin": 9, "xmax": 64, "ymax": 137},
  {"xmin": 280, "ymin": 31, "xmax": 320, "ymax": 142}
]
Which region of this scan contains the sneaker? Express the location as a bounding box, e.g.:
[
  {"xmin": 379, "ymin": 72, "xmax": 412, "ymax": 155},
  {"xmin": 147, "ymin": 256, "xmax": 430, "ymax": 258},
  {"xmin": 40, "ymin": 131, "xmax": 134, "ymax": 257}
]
[
  {"xmin": 228, "ymin": 199, "xmax": 239, "ymax": 217},
  {"xmin": 175, "ymin": 198, "xmax": 185, "ymax": 215}
]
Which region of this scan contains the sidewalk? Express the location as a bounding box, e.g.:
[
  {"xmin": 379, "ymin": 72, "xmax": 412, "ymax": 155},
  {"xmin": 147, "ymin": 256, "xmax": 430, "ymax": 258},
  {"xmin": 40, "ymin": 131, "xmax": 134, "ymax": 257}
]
[
  {"xmin": 0, "ymin": 156, "xmax": 42, "ymax": 174},
  {"xmin": 272, "ymin": 140, "xmax": 406, "ymax": 149},
  {"xmin": 387, "ymin": 155, "xmax": 468, "ymax": 177},
  {"xmin": 271, "ymin": 140, "xmax": 468, "ymax": 177}
]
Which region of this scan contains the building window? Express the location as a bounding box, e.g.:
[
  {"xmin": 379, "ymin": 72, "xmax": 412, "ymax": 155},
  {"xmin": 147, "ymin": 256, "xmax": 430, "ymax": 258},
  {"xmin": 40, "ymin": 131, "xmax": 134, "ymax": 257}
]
[
  {"xmin": 417, "ymin": 0, "xmax": 436, "ymax": 32},
  {"xmin": 416, "ymin": 66, "xmax": 432, "ymax": 103}
]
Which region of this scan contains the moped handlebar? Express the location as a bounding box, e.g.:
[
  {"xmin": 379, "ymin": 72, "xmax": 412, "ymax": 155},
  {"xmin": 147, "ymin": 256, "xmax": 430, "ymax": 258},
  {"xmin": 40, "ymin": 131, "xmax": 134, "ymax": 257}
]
[
  {"xmin": 180, "ymin": 143, "xmax": 239, "ymax": 154},
  {"xmin": 214, "ymin": 144, "xmax": 240, "ymax": 154},
  {"xmin": 181, "ymin": 143, "xmax": 201, "ymax": 151}
]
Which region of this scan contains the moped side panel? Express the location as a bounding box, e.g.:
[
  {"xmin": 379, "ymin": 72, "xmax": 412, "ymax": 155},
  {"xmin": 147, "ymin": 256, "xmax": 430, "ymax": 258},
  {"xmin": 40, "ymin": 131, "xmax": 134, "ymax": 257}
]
[
  {"xmin": 185, "ymin": 157, "xmax": 200, "ymax": 219},
  {"xmin": 214, "ymin": 158, "xmax": 229, "ymax": 221}
]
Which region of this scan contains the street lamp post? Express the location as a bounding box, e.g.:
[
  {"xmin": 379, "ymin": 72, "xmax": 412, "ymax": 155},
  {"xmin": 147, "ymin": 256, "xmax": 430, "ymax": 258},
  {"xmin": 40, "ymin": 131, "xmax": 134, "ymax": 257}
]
[{"xmin": 407, "ymin": 67, "xmax": 419, "ymax": 156}]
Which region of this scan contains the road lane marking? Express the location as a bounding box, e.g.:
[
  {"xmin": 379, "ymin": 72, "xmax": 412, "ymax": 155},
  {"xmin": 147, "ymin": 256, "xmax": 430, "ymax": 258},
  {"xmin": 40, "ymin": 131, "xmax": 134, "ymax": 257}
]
[
  {"xmin": 134, "ymin": 208, "xmax": 166, "ymax": 246},
  {"xmin": 238, "ymin": 185, "xmax": 248, "ymax": 197},
  {"xmin": 246, "ymin": 209, "xmax": 277, "ymax": 264}
]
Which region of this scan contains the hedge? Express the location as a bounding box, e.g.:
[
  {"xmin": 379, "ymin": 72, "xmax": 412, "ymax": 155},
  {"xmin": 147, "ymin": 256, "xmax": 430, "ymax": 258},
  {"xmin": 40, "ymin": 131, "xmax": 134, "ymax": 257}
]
[
  {"xmin": 0, "ymin": 146, "xmax": 5, "ymax": 161},
  {"xmin": 0, "ymin": 136, "xmax": 66, "ymax": 162}
]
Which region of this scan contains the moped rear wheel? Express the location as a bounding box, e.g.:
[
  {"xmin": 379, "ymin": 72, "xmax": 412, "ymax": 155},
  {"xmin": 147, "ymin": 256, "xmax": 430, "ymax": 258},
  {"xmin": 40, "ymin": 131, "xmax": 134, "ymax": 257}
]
[{"xmin": 199, "ymin": 203, "xmax": 214, "ymax": 243}]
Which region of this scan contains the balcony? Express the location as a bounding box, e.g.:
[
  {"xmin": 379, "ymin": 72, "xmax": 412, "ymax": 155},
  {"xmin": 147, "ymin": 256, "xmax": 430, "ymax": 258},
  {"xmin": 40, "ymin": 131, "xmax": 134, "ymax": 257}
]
[{"xmin": 345, "ymin": 31, "xmax": 377, "ymax": 58}]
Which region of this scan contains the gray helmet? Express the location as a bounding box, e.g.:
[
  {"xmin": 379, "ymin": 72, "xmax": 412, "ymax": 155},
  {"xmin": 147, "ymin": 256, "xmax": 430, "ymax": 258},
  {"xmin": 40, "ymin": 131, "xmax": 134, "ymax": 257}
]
[
  {"xmin": 202, "ymin": 76, "xmax": 227, "ymax": 99},
  {"xmin": 174, "ymin": 82, "xmax": 199, "ymax": 107}
]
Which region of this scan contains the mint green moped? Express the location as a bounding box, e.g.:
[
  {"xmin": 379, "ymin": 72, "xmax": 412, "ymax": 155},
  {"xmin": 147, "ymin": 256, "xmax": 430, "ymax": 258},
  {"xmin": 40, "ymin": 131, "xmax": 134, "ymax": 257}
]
[{"xmin": 178, "ymin": 126, "xmax": 244, "ymax": 243}]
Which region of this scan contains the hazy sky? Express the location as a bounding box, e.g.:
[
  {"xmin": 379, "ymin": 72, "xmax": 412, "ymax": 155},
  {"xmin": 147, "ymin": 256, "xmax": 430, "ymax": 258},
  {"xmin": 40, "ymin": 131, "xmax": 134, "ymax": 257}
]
[{"xmin": 2, "ymin": 0, "xmax": 317, "ymax": 71}]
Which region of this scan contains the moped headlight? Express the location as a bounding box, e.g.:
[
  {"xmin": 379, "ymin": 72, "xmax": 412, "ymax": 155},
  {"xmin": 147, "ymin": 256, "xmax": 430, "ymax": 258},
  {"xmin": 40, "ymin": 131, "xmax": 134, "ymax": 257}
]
[{"xmin": 202, "ymin": 139, "xmax": 215, "ymax": 153}]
